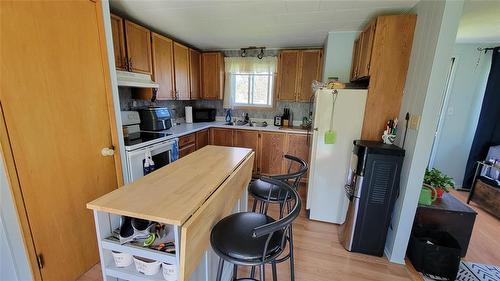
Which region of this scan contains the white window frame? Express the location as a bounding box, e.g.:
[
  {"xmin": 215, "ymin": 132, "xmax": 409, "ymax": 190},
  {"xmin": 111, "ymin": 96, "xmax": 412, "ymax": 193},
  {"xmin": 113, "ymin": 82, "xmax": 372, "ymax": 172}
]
[{"xmin": 230, "ymin": 73, "xmax": 275, "ymax": 108}]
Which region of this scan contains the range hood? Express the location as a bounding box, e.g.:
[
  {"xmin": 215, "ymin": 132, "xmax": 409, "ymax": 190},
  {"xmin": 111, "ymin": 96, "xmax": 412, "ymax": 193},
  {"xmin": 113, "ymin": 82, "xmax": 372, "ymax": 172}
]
[{"xmin": 116, "ymin": 70, "xmax": 159, "ymax": 88}]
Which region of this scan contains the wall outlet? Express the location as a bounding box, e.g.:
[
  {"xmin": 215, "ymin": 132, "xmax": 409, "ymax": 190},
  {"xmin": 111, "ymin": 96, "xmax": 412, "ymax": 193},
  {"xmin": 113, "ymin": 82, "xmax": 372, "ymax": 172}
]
[{"xmin": 409, "ymin": 115, "xmax": 421, "ymax": 130}]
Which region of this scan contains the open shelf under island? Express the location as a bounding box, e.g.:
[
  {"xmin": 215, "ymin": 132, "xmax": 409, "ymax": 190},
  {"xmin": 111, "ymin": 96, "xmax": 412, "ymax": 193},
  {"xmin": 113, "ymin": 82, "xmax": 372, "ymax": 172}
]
[{"xmin": 87, "ymin": 146, "xmax": 255, "ymax": 281}]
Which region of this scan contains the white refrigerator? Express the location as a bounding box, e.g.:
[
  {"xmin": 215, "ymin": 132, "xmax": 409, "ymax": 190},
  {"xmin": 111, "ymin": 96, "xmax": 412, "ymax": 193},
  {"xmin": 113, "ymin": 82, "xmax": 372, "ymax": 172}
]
[{"xmin": 306, "ymin": 88, "xmax": 368, "ymax": 224}]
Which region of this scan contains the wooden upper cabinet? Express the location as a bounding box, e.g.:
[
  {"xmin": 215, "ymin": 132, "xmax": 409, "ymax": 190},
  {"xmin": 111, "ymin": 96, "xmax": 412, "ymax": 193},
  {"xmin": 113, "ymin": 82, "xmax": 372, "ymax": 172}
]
[
  {"xmin": 210, "ymin": 128, "xmax": 233, "ymax": 147},
  {"xmin": 233, "ymin": 130, "xmax": 259, "ymax": 172},
  {"xmin": 259, "ymin": 132, "xmax": 286, "ymax": 175},
  {"xmin": 358, "ymin": 21, "xmax": 376, "ymax": 78},
  {"xmin": 277, "ymin": 49, "xmax": 322, "ymax": 102},
  {"xmin": 202, "ymin": 52, "xmax": 225, "ymax": 100},
  {"xmin": 350, "ymin": 38, "xmax": 361, "ymax": 81},
  {"xmin": 173, "ymin": 42, "xmax": 190, "ymax": 100},
  {"xmin": 124, "ymin": 20, "xmax": 152, "ymax": 74},
  {"xmin": 277, "ymin": 50, "xmax": 300, "ymax": 101},
  {"xmin": 189, "ymin": 49, "xmax": 202, "ymax": 100},
  {"xmin": 151, "ymin": 33, "xmax": 175, "ymax": 100},
  {"xmin": 359, "ymin": 14, "xmax": 417, "ymax": 140},
  {"xmin": 110, "ymin": 14, "xmax": 126, "ymax": 70},
  {"xmin": 297, "ymin": 50, "xmax": 323, "ymax": 102}
]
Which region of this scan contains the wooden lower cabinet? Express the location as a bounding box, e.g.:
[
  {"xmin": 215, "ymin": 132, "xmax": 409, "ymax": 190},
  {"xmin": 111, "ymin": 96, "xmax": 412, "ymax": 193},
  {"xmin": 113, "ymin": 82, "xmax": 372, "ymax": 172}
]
[
  {"xmin": 259, "ymin": 132, "xmax": 286, "ymax": 175},
  {"xmin": 233, "ymin": 130, "xmax": 259, "ymax": 172},
  {"xmin": 285, "ymin": 133, "xmax": 310, "ymax": 180},
  {"xmin": 179, "ymin": 133, "xmax": 196, "ymax": 158},
  {"xmin": 208, "ymin": 128, "xmax": 310, "ymax": 177},
  {"xmin": 196, "ymin": 129, "xmax": 209, "ymax": 149},
  {"xmin": 210, "ymin": 128, "xmax": 234, "ymax": 147},
  {"xmin": 180, "ymin": 143, "xmax": 196, "ymax": 158}
]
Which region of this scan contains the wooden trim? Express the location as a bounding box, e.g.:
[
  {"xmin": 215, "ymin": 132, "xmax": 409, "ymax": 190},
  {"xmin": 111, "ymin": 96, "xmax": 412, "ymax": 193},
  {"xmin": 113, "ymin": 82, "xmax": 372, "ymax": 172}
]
[
  {"xmin": 179, "ymin": 152, "xmax": 254, "ymax": 281},
  {"xmin": 0, "ymin": 103, "xmax": 42, "ymax": 280},
  {"xmin": 95, "ymin": 0, "xmax": 124, "ymax": 186}
]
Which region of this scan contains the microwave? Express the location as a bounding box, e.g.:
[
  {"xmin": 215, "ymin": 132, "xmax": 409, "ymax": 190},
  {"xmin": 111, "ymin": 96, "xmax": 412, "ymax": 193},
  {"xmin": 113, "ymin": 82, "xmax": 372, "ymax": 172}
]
[{"xmin": 193, "ymin": 108, "xmax": 216, "ymax": 122}]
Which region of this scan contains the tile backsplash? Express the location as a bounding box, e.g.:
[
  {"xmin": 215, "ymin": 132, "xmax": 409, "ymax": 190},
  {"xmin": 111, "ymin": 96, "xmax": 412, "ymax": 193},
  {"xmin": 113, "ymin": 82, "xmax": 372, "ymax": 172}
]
[
  {"xmin": 193, "ymin": 100, "xmax": 312, "ymax": 122},
  {"xmin": 119, "ymin": 87, "xmax": 312, "ymax": 122}
]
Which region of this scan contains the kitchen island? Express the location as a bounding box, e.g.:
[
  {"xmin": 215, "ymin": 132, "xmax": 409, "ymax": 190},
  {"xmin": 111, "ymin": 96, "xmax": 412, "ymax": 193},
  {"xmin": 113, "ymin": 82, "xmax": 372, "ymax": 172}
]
[{"xmin": 87, "ymin": 146, "xmax": 254, "ymax": 281}]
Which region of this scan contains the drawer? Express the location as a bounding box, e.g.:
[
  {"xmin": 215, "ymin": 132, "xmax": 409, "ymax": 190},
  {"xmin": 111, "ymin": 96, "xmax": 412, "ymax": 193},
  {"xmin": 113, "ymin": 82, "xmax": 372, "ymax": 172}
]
[
  {"xmin": 179, "ymin": 143, "xmax": 196, "ymax": 158},
  {"xmin": 179, "ymin": 133, "xmax": 196, "ymax": 147}
]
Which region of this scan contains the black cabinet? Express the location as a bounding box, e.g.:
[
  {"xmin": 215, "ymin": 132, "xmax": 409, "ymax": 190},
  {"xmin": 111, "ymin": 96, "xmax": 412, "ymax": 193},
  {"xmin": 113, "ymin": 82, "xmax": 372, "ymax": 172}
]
[{"xmin": 413, "ymin": 193, "xmax": 477, "ymax": 257}]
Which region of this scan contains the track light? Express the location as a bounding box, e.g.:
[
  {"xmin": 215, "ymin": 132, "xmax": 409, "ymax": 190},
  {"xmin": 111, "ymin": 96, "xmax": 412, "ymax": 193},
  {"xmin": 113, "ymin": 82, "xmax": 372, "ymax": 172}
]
[
  {"xmin": 257, "ymin": 48, "xmax": 264, "ymax": 59},
  {"xmin": 240, "ymin": 47, "xmax": 266, "ymax": 58}
]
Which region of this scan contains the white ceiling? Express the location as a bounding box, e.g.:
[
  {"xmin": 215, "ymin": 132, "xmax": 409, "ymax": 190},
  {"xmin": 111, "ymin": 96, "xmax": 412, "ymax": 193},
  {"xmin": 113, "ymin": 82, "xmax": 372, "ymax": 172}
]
[
  {"xmin": 110, "ymin": 0, "xmax": 418, "ymax": 50},
  {"xmin": 456, "ymin": 0, "xmax": 500, "ymax": 44}
]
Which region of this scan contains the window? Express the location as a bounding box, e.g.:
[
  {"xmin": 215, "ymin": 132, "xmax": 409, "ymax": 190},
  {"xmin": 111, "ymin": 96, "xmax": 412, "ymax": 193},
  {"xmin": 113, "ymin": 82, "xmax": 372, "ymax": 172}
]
[
  {"xmin": 232, "ymin": 73, "xmax": 274, "ymax": 107},
  {"xmin": 224, "ymin": 57, "xmax": 277, "ymax": 109}
]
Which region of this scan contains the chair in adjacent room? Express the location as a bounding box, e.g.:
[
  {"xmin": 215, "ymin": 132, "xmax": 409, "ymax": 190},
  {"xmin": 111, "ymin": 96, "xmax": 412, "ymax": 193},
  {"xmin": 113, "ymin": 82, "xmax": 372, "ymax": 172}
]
[{"xmin": 210, "ymin": 177, "xmax": 301, "ymax": 281}]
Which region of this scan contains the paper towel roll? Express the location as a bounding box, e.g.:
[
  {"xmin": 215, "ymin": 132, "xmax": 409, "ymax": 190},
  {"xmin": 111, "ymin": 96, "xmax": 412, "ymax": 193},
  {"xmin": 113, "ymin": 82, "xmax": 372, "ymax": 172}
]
[{"xmin": 185, "ymin": 106, "xmax": 193, "ymax": 123}]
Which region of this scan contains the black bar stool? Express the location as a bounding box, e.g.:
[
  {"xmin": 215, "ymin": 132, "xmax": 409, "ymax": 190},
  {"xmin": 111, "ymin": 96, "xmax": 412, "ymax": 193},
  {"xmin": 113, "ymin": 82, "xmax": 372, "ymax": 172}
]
[
  {"xmin": 210, "ymin": 177, "xmax": 301, "ymax": 281},
  {"xmin": 248, "ymin": 155, "xmax": 308, "ymax": 281}
]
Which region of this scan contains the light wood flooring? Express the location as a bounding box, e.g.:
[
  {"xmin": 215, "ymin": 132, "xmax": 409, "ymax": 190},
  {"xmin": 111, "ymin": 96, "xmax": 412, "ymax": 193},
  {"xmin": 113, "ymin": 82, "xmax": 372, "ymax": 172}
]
[
  {"xmin": 78, "ymin": 187, "xmax": 419, "ymax": 281},
  {"xmin": 449, "ymin": 189, "xmax": 500, "ymax": 265}
]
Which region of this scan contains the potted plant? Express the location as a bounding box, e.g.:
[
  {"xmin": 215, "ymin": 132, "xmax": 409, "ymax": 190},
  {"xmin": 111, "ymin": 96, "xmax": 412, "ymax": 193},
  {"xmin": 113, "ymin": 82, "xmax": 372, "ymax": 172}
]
[{"xmin": 423, "ymin": 168, "xmax": 455, "ymax": 198}]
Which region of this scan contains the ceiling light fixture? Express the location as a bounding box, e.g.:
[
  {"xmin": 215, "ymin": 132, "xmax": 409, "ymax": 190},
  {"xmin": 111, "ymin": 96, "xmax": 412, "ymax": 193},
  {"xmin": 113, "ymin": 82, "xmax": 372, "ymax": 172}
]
[
  {"xmin": 257, "ymin": 48, "xmax": 264, "ymax": 59},
  {"xmin": 240, "ymin": 46, "xmax": 266, "ymax": 58}
]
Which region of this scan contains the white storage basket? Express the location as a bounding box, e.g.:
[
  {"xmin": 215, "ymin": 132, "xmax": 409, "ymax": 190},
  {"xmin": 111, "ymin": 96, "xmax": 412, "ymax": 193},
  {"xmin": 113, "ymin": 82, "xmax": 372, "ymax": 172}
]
[
  {"xmin": 111, "ymin": 251, "xmax": 133, "ymax": 268},
  {"xmin": 133, "ymin": 256, "xmax": 161, "ymax": 275}
]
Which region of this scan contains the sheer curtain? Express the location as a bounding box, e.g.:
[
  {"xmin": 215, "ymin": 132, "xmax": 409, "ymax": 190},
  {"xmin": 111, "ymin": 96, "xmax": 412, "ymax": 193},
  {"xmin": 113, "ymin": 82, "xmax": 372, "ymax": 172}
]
[{"xmin": 223, "ymin": 56, "xmax": 277, "ymax": 108}]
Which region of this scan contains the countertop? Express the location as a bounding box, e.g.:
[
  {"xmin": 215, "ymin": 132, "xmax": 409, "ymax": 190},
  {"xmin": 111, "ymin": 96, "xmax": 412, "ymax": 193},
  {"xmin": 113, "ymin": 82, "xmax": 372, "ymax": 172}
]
[
  {"xmin": 87, "ymin": 146, "xmax": 253, "ymax": 225},
  {"xmin": 161, "ymin": 120, "xmax": 310, "ymax": 138}
]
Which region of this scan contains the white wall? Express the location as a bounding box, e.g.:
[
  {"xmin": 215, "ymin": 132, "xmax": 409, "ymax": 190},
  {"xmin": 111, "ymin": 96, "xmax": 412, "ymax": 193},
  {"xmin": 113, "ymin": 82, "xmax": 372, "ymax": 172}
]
[
  {"xmin": 322, "ymin": 31, "xmax": 359, "ymax": 83},
  {"xmin": 0, "ymin": 154, "xmax": 33, "ymax": 281},
  {"xmin": 432, "ymin": 43, "xmax": 495, "ymax": 187},
  {"xmin": 384, "ymin": 0, "xmax": 465, "ymax": 263}
]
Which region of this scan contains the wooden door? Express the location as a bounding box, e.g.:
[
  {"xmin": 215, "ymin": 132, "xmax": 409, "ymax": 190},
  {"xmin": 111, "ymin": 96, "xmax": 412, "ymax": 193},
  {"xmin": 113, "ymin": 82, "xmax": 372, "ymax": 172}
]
[
  {"xmin": 350, "ymin": 38, "xmax": 361, "ymax": 81},
  {"xmin": 0, "ymin": 1, "xmax": 122, "ymax": 281},
  {"xmin": 189, "ymin": 49, "xmax": 202, "ymax": 100},
  {"xmin": 124, "ymin": 20, "xmax": 152, "ymax": 74},
  {"xmin": 286, "ymin": 134, "xmax": 310, "ymax": 179},
  {"xmin": 110, "ymin": 14, "xmax": 126, "ymax": 70},
  {"xmin": 152, "ymin": 33, "xmax": 175, "ymax": 100},
  {"xmin": 202, "ymin": 52, "xmax": 224, "ymax": 99},
  {"xmin": 358, "ymin": 21, "xmax": 376, "ymax": 78},
  {"xmin": 196, "ymin": 129, "xmax": 209, "ymax": 149},
  {"xmin": 210, "ymin": 128, "xmax": 233, "ymax": 147},
  {"xmin": 259, "ymin": 132, "xmax": 286, "ymax": 175},
  {"xmin": 277, "ymin": 50, "xmax": 300, "ymax": 101},
  {"xmin": 297, "ymin": 50, "xmax": 323, "ymax": 102},
  {"xmin": 174, "ymin": 42, "xmax": 190, "ymax": 100},
  {"xmin": 233, "ymin": 130, "xmax": 259, "ymax": 172}
]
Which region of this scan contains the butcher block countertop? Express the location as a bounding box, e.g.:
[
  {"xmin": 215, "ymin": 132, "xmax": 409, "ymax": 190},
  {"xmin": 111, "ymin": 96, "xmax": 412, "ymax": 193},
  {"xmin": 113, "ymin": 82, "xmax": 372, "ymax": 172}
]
[{"xmin": 87, "ymin": 146, "xmax": 253, "ymax": 226}]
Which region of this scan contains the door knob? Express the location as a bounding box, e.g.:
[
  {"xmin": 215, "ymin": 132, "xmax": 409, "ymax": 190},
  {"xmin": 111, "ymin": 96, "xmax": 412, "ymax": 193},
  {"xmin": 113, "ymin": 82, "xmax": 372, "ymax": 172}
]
[{"xmin": 101, "ymin": 147, "xmax": 115, "ymax": 156}]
